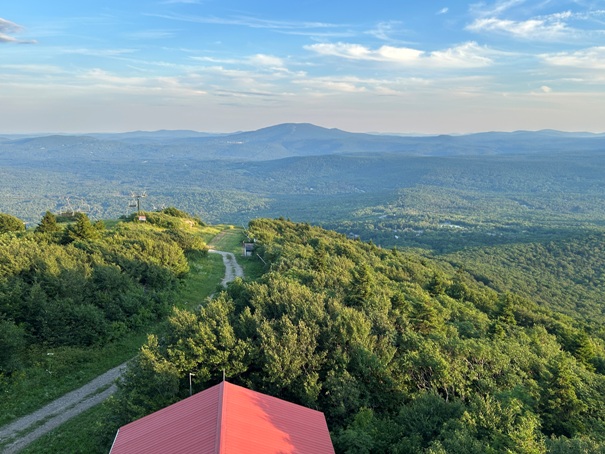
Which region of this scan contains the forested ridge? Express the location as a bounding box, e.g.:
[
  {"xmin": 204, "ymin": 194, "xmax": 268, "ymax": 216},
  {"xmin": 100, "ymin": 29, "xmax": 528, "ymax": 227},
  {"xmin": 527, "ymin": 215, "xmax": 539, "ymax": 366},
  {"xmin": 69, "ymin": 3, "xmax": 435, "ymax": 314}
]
[
  {"xmin": 0, "ymin": 208, "xmax": 209, "ymax": 440},
  {"xmin": 0, "ymin": 210, "xmax": 206, "ymax": 368},
  {"xmin": 105, "ymin": 218, "xmax": 605, "ymax": 453},
  {"xmin": 447, "ymin": 233, "xmax": 605, "ymax": 328}
]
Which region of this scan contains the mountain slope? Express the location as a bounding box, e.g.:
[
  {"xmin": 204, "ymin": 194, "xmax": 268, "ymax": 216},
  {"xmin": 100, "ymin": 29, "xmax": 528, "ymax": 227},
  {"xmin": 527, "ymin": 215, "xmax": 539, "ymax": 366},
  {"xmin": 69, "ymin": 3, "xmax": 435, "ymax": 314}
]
[
  {"xmin": 109, "ymin": 218, "xmax": 605, "ymax": 452},
  {"xmin": 4, "ymin": 123, "xmax": 605, "ymax": 162}
]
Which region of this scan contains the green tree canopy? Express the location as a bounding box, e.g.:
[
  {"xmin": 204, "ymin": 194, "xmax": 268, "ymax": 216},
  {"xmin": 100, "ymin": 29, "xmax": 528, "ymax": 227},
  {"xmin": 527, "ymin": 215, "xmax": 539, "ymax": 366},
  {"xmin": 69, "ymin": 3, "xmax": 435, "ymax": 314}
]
[
  {"xmin": 35, "ymin": 211, "xmax": 60, "ymax": 233},
  {"xmin": 62, "ymin": 213, "xmax": 100, "ymax": 243},
  {"xmin": 0, "ymin": 213, "xmax": 25, "ymax": 234}
]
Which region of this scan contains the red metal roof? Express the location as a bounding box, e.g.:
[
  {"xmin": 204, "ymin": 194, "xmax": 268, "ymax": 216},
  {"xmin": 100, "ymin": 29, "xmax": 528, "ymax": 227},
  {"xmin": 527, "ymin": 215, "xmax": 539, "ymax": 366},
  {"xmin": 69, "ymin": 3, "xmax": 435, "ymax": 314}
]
[{"xmin": 110, "ymin": 381, "xmax": 335, "ymax": 454}]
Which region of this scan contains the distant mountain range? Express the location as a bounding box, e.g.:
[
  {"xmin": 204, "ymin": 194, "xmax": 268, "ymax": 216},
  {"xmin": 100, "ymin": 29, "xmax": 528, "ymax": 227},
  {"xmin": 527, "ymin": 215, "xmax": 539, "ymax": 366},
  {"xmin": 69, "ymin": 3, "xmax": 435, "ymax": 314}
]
[{"xmin": 2, "ymin": 123, "xmax": 604, "ymax": 162}]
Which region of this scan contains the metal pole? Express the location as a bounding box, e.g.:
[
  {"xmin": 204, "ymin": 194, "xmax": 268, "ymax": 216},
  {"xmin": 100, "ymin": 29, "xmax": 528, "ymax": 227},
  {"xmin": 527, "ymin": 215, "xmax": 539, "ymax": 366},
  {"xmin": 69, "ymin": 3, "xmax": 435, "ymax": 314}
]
[{"xmin": 189, "ymin": 373, "xmax": 195, "ymax": 396}]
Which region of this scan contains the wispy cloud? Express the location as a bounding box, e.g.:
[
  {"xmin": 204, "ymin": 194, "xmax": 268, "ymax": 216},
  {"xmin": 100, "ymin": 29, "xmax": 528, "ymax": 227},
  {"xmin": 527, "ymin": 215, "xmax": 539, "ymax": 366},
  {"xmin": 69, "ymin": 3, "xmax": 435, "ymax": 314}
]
[
  {"xmin": 62, "ymin": 48, "xmax": 138, "ymax": 57},
  {"xmin": 294, "ymin": 74, "xmax": 495, "ymax": 98},
  {"xmin": 467, "ymin": 3, "xmax": 605, "ymax": 41},
  {"xmin": 466, "ymin": 16, "xmax": 570, "ymax": 40},
  {"xmin": 469, "ymin": 0, "xmax": 526, "ymax": 18},
  {"xmin": 151, "ymin": 13, "xmax": 339, "ymax": 30},
  {"xmin": 126, "ymin": 29, "xmax": 175, "ymax": 40},
  {"xmin": 74, "ymin": 68, "xmax": 210, "ymax": 97},
  {"xmin": 366, "ymin": 21, "xmax": 408, "ymax": 42},
  {"xmin": 0, "ymin": 17, "xmax": 37, "ymax": 44},
  {"xmin": 297, "ymin": 78, "xmax": 368, "ymax": 93},
  {"xmin": 305, "ymin": 41, "xmax": 494, "ymax": 68},
  {"xmin": 190, "ymin": 53, "xmax": 294, "ymax": 76},
  {"xmin": 0, "ymin": 64, "xmax": 65, "ymax": 74},
  {"xmin": 437, "ymin": 7, "xmax": 449, "ymax": 15},
  {"xmin": 149, "ymin": 13, "xmax": 350, "ymax": 37},
  {"xmin": 541, "ymin": 46, "xmax": 605, "ymax": 69}
]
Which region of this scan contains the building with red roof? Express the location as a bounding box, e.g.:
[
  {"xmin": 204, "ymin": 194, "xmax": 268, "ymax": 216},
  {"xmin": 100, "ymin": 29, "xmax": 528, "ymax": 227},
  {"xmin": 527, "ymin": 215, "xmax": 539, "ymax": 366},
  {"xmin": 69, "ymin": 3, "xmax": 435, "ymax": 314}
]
[{"xmin": 110, "ymin": 381, "xmax": 335, "ymax": 453}]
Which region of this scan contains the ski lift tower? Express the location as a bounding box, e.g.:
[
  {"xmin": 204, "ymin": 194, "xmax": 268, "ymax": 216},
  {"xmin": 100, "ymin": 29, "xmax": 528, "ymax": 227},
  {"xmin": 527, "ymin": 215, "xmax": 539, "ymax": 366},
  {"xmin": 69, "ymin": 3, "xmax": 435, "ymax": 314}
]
[
  {"xmin": 130, "ymin": 192, "xmax": 147, "ymax": 214},
  {"xmin": 128, "ymin": 192, "xmax": 147, "ymax": 222}
]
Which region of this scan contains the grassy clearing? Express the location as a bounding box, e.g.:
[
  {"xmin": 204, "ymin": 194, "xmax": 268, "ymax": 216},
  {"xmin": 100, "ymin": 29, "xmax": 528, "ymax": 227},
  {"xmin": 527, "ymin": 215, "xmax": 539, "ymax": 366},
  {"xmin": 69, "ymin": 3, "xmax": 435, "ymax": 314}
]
[
  {"xmin": 237, "ymin": 255, "xmax": 266, "ymax": 281},
  {"xmin": 196, "ymin": 224, "xmax": 223, "ymax": 244},
  {"xmin": 207, "ymin": 225, "xmax": 244, "ymax": 252},
  {"xmin": 177, "ymin": 252, "xmax": 225, "ymax": 309}
]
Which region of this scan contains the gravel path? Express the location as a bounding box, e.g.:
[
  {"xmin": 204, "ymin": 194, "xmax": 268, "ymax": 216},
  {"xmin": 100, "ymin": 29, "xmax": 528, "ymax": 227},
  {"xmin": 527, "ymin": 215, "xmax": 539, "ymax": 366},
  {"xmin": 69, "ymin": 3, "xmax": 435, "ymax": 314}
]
[
  {"xmin": 0, "ymin": 362, "xmax": 128, "ymax": 453},
  {"xmin": 0, "ymin": 248, "xmax": 244, "ymax": 453},
  {"xmin": 209, "ymin": 250, "xmax": 244, "ymax": 286}
]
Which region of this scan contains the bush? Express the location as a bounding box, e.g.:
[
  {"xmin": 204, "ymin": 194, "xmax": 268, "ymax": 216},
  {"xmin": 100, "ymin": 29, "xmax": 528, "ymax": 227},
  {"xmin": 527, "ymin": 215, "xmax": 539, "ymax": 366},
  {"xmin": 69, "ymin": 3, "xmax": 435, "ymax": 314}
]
[{"xmin": 0, "ymin": 318, "xmax": 26, "ymax": 374}]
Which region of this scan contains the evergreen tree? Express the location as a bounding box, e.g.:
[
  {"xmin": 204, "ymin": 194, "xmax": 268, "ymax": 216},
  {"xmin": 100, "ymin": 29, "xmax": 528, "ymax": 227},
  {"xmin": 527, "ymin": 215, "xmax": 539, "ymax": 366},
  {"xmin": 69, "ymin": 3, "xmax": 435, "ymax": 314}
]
[
  {"xmin": 35, "ymin": 211, "xmax": 60, "ymax": 233},
  {"xmin": 62, "ymin": 213, "xmax": 100, "ymax": 243}
]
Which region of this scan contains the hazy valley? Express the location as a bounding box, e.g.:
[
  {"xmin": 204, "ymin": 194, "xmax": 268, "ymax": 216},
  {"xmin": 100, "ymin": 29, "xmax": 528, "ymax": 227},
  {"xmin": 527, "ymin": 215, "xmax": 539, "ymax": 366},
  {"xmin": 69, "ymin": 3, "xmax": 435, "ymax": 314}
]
[{"xmin": 3, "ymin": 123, "xmax": 605, "ymax": 252}]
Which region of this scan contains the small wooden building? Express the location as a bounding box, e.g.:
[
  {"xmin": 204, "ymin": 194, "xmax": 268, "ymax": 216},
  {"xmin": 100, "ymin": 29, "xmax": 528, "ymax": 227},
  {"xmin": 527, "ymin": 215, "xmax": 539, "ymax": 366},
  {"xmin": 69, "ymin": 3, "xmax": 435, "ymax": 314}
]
[{"xmin": 242, "ymin": 242, "xmax": 255, "ymax": 257}]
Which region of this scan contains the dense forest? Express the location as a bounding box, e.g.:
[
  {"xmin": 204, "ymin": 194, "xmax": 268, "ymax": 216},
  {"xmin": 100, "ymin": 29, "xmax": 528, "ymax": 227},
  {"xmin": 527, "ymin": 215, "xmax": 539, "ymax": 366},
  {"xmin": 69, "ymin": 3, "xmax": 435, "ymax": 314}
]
[
  {"xmin": 0, "ymin": 209, "xmax": 206, "ymax": 377},
  {"xmin": 103, "ymin": 218, "xmax": 605, "ymax": 453}
]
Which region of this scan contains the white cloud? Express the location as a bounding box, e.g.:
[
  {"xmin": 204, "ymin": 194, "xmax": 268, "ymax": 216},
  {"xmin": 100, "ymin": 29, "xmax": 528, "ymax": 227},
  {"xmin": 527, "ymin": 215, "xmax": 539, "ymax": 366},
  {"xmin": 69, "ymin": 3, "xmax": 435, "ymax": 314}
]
[
  {"xmin": 430, "ymin": 42, "xmax": 494, "ymax": 67},
  {"xmin": 541, "ymin": 85, "xmax": 552, "ymax": 93},
  {"xmin": 126, "ymin": 30, "xmax": 175, "ymax": 40},
  {"xmin": 470, "ymin": 0, "xmax": 526, "ymax": 18},
  {"xmin": 190, "ymin": 56, "xmax": 239, "ymax": 65},
  {"xmin": 0, "ymin": 33, "xmax": 18, "ymax": 43},
  {"xmin": 152, "ymin": 13, "xmax": 339, "ymax": 32},
  {"xmin": 249, "ymin": 54, "xmax": 285, "ymax": 69},
  {"xmin": 366, "ymin": 21, "xmax": 405, "ymax": 41},
  {"xmin": 298, "ymin": 78, "xmax": 368, "ymax": 93},
  {"xmin": 438, "ymin": 7, "xmax": 449, "ymax": 15},
  {"xmin": 62, "ymin": 48, "xmax": 138, "ymax": 57},
  {"xmin": 0, "ymin": 18, "xmax": 21, "ymax": 34},
  {"xmin": 0, "ymin": 17, "xmax": 36, "ymax": 44},
  {"xmin": 466, "ymin": 5, "xmax": 605, "ymax": 41},
  {"xmin": 541, "ymin": 46, "xmax": 605, "ymax": 69},
  {"xmin": 0, "ymin": 64, "xmax": 65, "ymax": 74},
  {"xmin": 306, "ymin": 42, "xmax": 493, "ymax": 68},
  {"xmin": 466, "ymin": 16, "xmax": 569, "ymax": 39}
]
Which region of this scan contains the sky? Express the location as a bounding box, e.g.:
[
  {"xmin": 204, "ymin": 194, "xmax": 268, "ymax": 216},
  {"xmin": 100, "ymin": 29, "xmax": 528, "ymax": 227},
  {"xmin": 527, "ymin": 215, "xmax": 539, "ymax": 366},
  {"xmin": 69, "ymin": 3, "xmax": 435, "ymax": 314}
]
[{"xmin": 1, "ymin": 0, "xmax": 605, "ymax": 134}]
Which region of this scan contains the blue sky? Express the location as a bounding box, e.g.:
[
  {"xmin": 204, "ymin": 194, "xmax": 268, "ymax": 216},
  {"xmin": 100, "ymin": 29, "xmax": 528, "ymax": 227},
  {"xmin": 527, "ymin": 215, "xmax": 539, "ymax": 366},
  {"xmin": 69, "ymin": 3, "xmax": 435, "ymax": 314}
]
[{"xmin": 1, "ymin": 0, "xmax": 604, "ymax": 133}]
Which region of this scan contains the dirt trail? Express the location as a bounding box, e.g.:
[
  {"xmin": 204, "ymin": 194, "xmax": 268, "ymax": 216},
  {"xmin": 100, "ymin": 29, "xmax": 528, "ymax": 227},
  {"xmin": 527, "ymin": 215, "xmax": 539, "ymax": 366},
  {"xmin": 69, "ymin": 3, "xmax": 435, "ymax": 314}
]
[
  {"xmin": 208, "ymin": 250, "xmax": 244, "ymax": 286},
  {"xmin": 0, "ymin": 246, "xmax": 244, "ymax": 453},
  {"xmin": 0, "ymin": 362, "xmax": 128, "ymax": 453}
]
